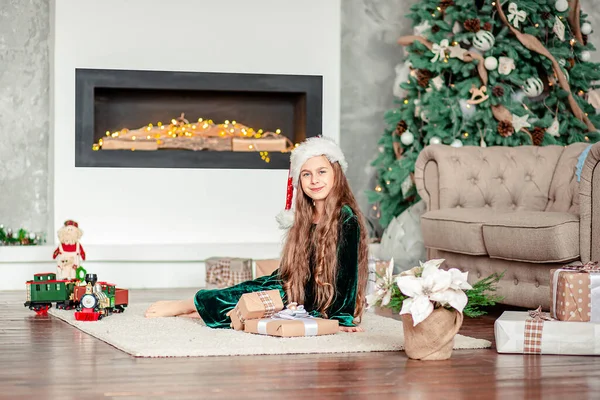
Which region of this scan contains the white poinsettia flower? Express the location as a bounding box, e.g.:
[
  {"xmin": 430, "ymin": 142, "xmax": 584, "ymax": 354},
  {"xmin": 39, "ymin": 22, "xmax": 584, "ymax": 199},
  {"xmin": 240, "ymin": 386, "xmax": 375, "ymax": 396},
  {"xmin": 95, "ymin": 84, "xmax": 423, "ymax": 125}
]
[
  {"xmin": 400, "ymin": 296, "xmax": 434, "ymax": 325},
  {"xmin": 421, "ymin": 258, "xmax": 446, "ymax": 269},
  {"xmin": 400, "ymin": 266, "xmax": 421, "ymax": 277},
  {"xmin": 448, "ymin": 268, "xmax": 473, "ymax": 290},
  {"xmin": 397, "ymin": 258, "xmax": 469, "ymax": 326},
  {"xmin": 429, "ymin": 288, "xmax": 468, "ymax": 314},
  {"xmin": 365, "ymin": 258, "xmax": 395, "ymax": 308}
]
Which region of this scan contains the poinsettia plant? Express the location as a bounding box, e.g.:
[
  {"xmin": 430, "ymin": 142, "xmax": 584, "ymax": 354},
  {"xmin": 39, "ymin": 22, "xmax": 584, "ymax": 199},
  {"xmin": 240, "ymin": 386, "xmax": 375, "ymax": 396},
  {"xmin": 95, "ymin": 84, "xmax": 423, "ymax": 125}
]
[{"xmin": 366, "ymin": 258, "xmax": 504, "ymax": 326}]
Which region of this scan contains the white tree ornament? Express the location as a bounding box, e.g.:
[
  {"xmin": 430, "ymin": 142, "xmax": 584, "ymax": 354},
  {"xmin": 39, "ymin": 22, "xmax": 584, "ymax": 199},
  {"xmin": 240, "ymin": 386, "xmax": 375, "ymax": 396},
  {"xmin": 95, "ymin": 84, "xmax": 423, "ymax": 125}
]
[
  {"xmin": 459, "ymin": 98, "xmax": 476, "ymax": 120},
  {"xmin": 431, "ymin": 39, "xmax": 450, "ymax": 63},
  {"xmin": 450, "ymin": 139, "xmax": 463, "ymax": 148},
  {"xmin": 400, "ymin": 130, "xmax": 415, "ymax": 145},
  {"xmin": 553, "ymin": 16, "xmax": 565, "ymax": 41},
  {"xmin": 581, "ymin": 22, "xmax": 592, "ymax": 35},
  {"xmin": 498, "ymin": 56, "xmax": 516, "ymax": 75},
  {"xmin": 473, "ymin": 30, "xmax": 495, "ymax": 51},
  {"xmin": 429, "ymin": 136, "xmax": 442, "ymax": 145},
  {"xmin": 547, "ymin": 118, "xmax": 560, "ymax": 137},
  {"xmin": 508, "ymin": 3, "xmax": 527, "ymax": 28},
  {"xmin": 484, "ymin": 56, "xmax": 498, "ymax": 70},
  {"xmin": 449, "ymin": 44, "xmax": 468, "ymax": 60},
  {"xmin": 523, "ymin": 77, "xmax": 544, "ymax": 97},
  {"xmin": 512, "ymin": 113, "xmax": 531, "ymax": 132},
  {"xmin": 581, "ymin": 51, "xmax": 591, "ymax": 62},
  {"xmin": 555, "ymin": 0, "xmax": 568, "ymax": 12},
  {"xmin": 414, "ymin": 20, "xmax": 432, "ymax": 36},
  {"xmin": 452, "ymin": 21, "xmax": 463, "ymax": 34},
  {"xmin": 431, "ymin": 75, "xmax": 444, "ymax": 90}
]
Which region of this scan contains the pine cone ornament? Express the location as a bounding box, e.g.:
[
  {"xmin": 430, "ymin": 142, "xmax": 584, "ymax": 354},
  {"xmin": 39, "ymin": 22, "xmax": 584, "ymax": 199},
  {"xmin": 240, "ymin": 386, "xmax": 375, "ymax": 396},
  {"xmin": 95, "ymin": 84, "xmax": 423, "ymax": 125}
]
[
  {"xmin": 531, "ymin": 127, "xmax": 546, "ymax": 146},
  {"xmin": 416, "ymin": 69, "xmax": 433, "ymax": 88},
  {"xmin": 483, "ymin": 22, "xmax": 492, "ymax": 31},
  {"xmin": 497, "ymin": 121, "xmax": 514, "ymax": 137},
  {"xmin": 395, "ymin": 120, "xmax": 407, "ymax": 135},
  {"xmin": 439, "ymin": 0, "xmax": 454, "ymax": 12},
  {"xmin": 431, "ymin": 25, "xmax": 440, "ymax": 34},
  {"xmin": 492, "ymin": 86, "xmax": 505, "ymax": 97},
  {"xmin": 464, "ymin": 18, "xmax": 481, "ymax": 33},
  {"xmin": 541, "ymin": 11, "xmax": 551, "ymax": 20}
]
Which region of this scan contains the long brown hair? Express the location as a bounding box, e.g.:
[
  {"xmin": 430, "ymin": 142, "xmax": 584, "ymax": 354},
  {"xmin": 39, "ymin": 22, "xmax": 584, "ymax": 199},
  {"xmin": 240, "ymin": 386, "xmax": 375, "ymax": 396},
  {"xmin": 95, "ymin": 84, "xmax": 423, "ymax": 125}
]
[{"xmin": 279, "ymin": 161, "xmax": 369, "ymax": 322}]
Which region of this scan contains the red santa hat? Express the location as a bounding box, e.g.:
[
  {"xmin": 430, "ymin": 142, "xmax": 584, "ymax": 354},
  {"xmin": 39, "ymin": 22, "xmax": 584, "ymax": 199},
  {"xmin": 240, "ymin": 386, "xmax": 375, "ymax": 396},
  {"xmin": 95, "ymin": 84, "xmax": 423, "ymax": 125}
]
[
  {"xmin": 275, "ymin": 136, "xmax": 348, "ymax": 229},
  {"xmin": 64, "ymin": 220, "xmax": 79, "ymax": 228}
]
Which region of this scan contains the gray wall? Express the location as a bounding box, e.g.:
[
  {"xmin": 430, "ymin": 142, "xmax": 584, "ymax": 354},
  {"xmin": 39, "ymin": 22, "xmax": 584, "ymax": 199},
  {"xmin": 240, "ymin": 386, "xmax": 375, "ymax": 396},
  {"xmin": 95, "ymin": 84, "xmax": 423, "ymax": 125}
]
[
  {"xmin": 2, "ymin": 0, "xmax": 600, "ymax": 239},
  {"xmin": 0, "ymin": 0, "xmax": 50, "ymax": 236},
  {"xmin": 341, "ymin": 0, "xmax": 600, "ymax": 237},
  {"xmin": 341, "ymin": 0, "xmax": 418, "ymax": 237}
]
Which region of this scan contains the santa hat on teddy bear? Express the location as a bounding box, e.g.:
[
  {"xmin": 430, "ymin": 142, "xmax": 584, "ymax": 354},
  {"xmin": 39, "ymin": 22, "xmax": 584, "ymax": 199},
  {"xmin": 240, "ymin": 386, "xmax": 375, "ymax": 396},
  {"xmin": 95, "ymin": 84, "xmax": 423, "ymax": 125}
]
[{"xmin": 275, "ymin": 136, "xmax": 348, "ymax": 229}]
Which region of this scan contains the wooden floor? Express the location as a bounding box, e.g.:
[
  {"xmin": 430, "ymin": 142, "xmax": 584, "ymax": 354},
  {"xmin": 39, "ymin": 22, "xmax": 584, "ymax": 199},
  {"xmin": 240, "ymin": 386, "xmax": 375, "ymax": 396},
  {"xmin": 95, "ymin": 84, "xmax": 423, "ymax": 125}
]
[{"xmin": 2, "ymin": 289, "xmax": 600, "ymax": 400}]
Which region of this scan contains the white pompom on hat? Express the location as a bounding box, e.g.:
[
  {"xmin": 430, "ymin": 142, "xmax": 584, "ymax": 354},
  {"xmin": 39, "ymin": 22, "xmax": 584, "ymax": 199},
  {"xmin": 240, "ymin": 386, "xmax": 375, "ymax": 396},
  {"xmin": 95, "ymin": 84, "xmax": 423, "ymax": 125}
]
[{"xmin": 275, "ymin": 136, "xmax": 348, "ymax": 230}]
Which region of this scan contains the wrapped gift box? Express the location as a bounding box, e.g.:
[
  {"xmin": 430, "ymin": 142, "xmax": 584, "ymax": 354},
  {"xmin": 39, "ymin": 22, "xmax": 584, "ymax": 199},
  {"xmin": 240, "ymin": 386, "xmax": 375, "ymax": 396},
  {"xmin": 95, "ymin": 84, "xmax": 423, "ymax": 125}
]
[
  {"xmin": 550, "ymin": 263, "xmax": 600, "ymax": 322},
  {"xmin": 495, "ymin": 311, "xmax": 600, "ymax": 355},
  {"xmin": 254, "ymin": 259, "xmax": 280, "ymax": 279},
  {"xmin": 245, "ymin": 317, "xmax": 338, "ymax": 337},
  {"xmin": 226, "ymin": 289, "xmax": 284, "ymax": 330},
  {"xmin": 206, "ymin": 257, "xmax": 253, "ymax": 288}
]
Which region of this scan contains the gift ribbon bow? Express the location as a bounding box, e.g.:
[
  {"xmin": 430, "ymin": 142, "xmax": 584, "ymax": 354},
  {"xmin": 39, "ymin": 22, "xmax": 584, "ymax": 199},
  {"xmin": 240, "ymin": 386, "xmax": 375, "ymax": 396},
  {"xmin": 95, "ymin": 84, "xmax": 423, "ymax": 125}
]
[
  {"xmin": 508, "ymin": 2, "xmax": 527, "ymax": 28},
  {"xmin": 528, "ymin": 305, "xmax": 554, "ymax": 321},
  {"xmin": 561, "ymin": 261, "xmax": 600, "ymax": 273},
  {"xmin": 430, "ymin": 39, "xmax": 449, "ymax": 63},
  {"xmin": 257, "ymin": 302, "xmax": 320, "ymax": 336},
  {"xmin": 273, "ymin": 302, "xmax": 310, "ymax": 320}
]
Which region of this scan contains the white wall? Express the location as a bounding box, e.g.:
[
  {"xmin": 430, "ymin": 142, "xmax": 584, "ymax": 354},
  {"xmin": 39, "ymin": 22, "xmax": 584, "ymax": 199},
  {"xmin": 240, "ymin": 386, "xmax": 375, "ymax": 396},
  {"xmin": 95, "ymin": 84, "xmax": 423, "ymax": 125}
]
[{"xmin": 51, "ymin": 0, "xmax": 341, "ymax": 246}]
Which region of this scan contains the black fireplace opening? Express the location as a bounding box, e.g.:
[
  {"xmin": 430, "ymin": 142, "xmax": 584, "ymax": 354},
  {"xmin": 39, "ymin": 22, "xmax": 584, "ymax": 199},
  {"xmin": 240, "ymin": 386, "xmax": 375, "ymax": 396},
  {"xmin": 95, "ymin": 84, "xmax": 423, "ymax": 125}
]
[{"xmin": 75, "ymin": 69, "xmax": 323, "ymax": 169}]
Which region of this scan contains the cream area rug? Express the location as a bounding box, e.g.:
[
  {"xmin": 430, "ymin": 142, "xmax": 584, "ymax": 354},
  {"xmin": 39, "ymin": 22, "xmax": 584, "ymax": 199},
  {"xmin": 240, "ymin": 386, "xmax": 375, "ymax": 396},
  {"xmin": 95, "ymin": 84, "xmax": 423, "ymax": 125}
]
[{"xmin": 48, "ymin": 304, "xmax": 491, "ymax": 358}]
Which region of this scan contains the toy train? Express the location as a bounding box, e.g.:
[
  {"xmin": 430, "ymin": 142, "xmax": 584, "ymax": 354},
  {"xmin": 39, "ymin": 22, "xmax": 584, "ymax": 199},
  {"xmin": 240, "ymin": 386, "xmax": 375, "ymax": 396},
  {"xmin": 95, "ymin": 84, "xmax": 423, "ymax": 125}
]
[{"xmin": 24, "ymin": 272, "xmax": 128, "ymax": 319}]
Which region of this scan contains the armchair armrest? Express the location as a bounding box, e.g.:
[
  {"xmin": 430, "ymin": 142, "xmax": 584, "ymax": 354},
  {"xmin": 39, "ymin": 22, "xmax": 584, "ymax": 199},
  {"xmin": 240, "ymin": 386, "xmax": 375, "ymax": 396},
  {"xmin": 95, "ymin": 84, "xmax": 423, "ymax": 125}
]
[
  {"xmin": 414, "ymin": 147, "xmax": 440, "ymax": 212},
  {"xmin": 578, "ymin": 142, "xmax": 600, "ymax": 263}
]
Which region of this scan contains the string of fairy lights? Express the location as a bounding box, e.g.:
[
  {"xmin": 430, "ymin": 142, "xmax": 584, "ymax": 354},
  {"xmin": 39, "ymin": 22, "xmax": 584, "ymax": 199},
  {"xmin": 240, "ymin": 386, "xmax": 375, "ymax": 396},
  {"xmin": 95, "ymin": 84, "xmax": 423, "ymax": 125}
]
[{"xmin": 93, "ymin": 114, "xmax": 293, "ymax": 164}]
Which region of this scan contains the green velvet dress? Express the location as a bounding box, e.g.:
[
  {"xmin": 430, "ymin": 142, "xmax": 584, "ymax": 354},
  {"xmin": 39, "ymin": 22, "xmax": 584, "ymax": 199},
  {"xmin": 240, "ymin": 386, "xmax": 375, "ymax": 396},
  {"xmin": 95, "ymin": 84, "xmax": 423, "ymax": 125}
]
[{"xmin": 194, "ymin": 205, "xmax": 360, "ymax": 328}]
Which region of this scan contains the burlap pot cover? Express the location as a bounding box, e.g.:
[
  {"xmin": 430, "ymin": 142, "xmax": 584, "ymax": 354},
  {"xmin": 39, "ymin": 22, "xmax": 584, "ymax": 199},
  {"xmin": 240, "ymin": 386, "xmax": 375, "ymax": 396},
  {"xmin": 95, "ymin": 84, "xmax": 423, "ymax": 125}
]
[{"xmin": 401, "ymin": 307, "xmax": 464, "ymax": 360}]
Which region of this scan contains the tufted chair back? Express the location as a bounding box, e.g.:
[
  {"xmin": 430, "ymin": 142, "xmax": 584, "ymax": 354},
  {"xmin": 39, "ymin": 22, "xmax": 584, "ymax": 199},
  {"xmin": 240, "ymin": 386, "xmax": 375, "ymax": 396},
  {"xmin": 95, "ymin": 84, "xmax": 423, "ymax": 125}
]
[
  {"xmin": 545, "ymin": 142, "xmax": 589, "ymax": 215},
  {"xmin": 424, "ymin": 145, "xmax": 566, "ymax": 212}
]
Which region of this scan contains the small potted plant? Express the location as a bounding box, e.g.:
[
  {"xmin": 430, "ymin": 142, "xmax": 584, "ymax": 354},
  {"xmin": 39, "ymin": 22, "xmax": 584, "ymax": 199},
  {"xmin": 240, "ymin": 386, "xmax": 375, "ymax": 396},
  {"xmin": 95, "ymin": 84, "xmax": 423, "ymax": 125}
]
[{"xmin": 366, "ymin": 258, "xmax": 503, "ymax": 360}]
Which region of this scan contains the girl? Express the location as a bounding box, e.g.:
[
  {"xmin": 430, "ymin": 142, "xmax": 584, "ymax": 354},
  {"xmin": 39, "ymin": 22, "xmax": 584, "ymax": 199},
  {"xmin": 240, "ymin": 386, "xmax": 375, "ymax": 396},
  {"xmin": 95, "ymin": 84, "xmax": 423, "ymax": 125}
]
[{"xmin": 145, "ymin": 136, "xmax": 369, "ymax": 332}]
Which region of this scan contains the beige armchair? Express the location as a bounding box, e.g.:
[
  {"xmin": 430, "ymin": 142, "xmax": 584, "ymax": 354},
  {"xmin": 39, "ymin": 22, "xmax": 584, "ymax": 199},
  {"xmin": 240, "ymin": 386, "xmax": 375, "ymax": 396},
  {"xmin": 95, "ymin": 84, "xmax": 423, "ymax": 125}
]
[{"xmin": 414, "ymin": 142, "xmax": 600, "ymax": 309}]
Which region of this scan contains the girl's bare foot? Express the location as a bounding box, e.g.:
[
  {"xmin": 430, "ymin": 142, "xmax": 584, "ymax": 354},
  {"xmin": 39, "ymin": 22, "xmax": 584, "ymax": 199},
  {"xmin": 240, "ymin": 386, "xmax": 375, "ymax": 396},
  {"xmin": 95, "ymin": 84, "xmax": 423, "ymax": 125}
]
[
  {"xmin": 339, "ymin": 326, "xmax": 364, "ymax": 333},
  {"xmin": 144, "ymin": 299, "xmax": 196, "ymax": 318}
]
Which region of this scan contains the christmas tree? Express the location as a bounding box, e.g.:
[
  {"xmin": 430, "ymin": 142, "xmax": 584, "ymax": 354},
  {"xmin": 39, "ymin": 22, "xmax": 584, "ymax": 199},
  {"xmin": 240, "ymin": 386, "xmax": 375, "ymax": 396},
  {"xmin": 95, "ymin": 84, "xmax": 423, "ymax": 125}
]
[{"xmin": 369, "ymin": 0, "xmax": 600, "ymax": 228}]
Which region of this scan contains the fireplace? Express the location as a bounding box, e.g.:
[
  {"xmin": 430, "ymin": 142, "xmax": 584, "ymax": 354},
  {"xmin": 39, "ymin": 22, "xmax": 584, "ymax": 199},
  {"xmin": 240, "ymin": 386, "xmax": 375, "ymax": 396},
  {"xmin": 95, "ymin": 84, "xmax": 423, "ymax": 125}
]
[{"xmin": 75, "ymin": 69, "xmax": 322, "ymax": 169}]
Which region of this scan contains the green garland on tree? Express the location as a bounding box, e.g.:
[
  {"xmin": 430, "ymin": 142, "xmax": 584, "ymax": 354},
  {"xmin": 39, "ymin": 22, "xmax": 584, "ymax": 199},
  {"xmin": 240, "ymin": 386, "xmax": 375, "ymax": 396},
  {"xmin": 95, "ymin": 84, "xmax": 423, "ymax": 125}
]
[{"xmin": 369, "ymin": 0, "xmax": 600, "ymax": 228}]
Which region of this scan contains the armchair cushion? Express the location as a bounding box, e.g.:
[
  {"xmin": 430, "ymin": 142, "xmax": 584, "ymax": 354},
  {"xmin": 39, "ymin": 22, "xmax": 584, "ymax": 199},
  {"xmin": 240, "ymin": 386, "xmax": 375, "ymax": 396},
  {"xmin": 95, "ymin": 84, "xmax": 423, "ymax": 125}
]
[
  {"xmin": 421, "ymin": 208, "xmax": 508, "ymax": 256},
  {"xmin": 482, "ymin": 211, "xmax": 579, "ymax": 263}
]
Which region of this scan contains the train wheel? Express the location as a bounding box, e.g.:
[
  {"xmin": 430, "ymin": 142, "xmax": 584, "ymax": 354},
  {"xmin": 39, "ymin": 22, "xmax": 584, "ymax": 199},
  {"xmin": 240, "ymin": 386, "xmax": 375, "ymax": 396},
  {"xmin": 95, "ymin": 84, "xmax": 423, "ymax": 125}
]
[{"xmin": 32, "ymin": 304, "xmax": 51, "ymax": 316}]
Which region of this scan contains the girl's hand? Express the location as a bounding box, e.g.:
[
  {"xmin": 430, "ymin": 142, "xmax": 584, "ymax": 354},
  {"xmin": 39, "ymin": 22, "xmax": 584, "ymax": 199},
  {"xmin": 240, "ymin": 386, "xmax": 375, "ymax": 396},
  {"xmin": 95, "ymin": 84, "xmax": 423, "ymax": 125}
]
[{"xmin": 339, "ymin": 325, "xmax": 364, "ymax": 333}]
